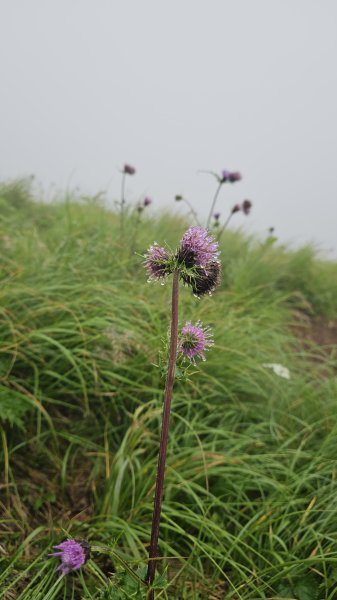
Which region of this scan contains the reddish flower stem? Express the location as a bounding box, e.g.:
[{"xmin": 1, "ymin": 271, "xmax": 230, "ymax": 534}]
[{"xmin": 146, "ymin": 270, "xmax": 180, "ymax": 599}]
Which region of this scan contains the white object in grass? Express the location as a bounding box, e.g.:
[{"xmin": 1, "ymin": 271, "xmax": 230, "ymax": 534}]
[{"xmin": 262, "ymin": 363, "xmax": 290, "ymax": 380}]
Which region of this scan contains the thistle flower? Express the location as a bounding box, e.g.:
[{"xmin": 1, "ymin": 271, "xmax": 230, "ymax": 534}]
[
  {"xmin": 123, "ymin": 164, "xmax": 136, "ymax": 175},
  {"xmin": 144, "ymin": 196, "xmax": 152, "ymax": 206},
  {"xmin": 213, "ymin": 212, "xmax": 221, "ymax": 221},
  {"xmin": 184, "ymin": 261, "xmax": 221, "ymax": 297},
  {"xmin": 49, "ymin": 539, "xmax": 90, "ymax": 575},
  {"xmin": 176, "ymin": 227, "xmax": 219, "ymax": 269},
  {"xmin": 231, "ymin": 203, "xmax": 241, "ymax": 214},
  {"xmin": 242, "ymin": 199, "xmax": 252, "ymax": 215},
  {"xmin": 179, "ymin": 321, "xmax": 213, "ymax": 363},
  {"xmin": 228, "ymin": 171, "xmax": 242, "ymax": 183},
  {"xmin": 144, "ymin": 243, "xmax": 172, "ymax": 280}
]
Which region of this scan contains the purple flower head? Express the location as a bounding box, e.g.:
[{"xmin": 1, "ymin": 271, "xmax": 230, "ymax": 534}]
[
  {"xmin": 179, "ymin": 321, "xmax": 213, "ymax": 363},
  {"xmin": 176, "ymin": 227, "xmax": 219, "ymax": 270},
  {"xmin": 228, "ymin": 171, "xmax": 242, "ymax": 183},
  {"xmin": 143, "ymin": 196, "xmax": 152, "ymax": 207},
  {"xmin": 242, "ymin": 199, "xmax": 252, "ymax": 215},
  {"xmin": 221, "ymin": 170, "xmax": 230, "ymax": 183},
  {"xmin": 144, "ymin": 243, "xmax": 172, "ymax": 281},
  {"xmin": 231, "ymin": 203, "xmax": 241, "ymax": 214},
  {"xmin": 213, "ymin": 212, "xmax": 221, "ymax": 221},
  {"xmin": 49, "ymin": 539, "xmax": 90, "ymax": 575},
  {"xmin": 123, "ymin": 164, "xmax": 136, "ymax": 175}
]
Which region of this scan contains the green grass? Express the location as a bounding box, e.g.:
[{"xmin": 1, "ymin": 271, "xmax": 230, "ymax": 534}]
[{"xmin": 1, "ymin": 179, "xmax": 337, "ymax": 599}]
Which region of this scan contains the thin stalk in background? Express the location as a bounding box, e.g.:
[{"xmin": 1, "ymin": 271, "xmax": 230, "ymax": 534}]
[
  {"xmin": 206, "ymin": 181, "xmax": 222, "ymax": 229},
  {"xmin": 146, "ymin": 270, "xmax": 180, "ymax": 598}
]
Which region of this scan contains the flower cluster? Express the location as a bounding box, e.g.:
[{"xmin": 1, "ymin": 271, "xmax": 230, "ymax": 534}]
[
  {"xmin": 144, "ymin": 227, "xmax": 221, "ymax": 296},
  {"xmin": 220, "ymin": 170, "xmax": 242, "ymax": 183},
  {"xmin": 179, "ymin": 321, "xmax": 213, "ymax": 363},
  {"xmin": 49, "ymin": 539, "xmax": 90, "ymax": 575}
]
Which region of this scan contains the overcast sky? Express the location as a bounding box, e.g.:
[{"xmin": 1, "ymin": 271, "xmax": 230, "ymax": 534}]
[{"xmin": 1, "ymin": 0, "xmax": 337, "ymax": 256}]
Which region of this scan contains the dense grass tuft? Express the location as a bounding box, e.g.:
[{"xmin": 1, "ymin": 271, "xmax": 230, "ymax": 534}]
[{"xmin": 1, "ymin": 180, "xmax": 337, "ymax": 599}]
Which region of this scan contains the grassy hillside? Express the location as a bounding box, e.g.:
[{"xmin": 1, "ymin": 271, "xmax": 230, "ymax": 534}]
[{"xmin": 1, "ymin": 180, "xmax": 337, "ymax": 599}]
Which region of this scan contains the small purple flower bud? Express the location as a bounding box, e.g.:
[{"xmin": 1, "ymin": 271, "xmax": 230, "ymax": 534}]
[
  {"xmin": 179, "ymin": 321, "xmax": 213, "ymax": 363},
  {"xmin": 49, "ymin": 539, "xmax": 90, "ymax": 576},
  {"xmin": 228, "ymin": 171, "xmax": 242, "ymax": 183},
  {"xmin": 123, "ymin": 164, "xmax": 136, "ymax": 175},
  {"xmin": 143, "ymin": 197, "xmax": 152, "ymax": 207},
  {"xmin": 144, "ymin": 243, "xmax": 172, "ymax": 281},
  {"xmin": 175, "ymin": 194, "xmax": 183, "ymax": 202},
  {"xmin": 176, "ymin": 227, "xmax": 220, "ymax": 269},
  {"xmin": 231, "ymin": 204, "xmax": 241, "ymax": 214},
  {"xmin": 213, "ymin": 212, "xmax": 221, "ymax": 221},
  {"xmin": 242, "ymin": 199, "xmax": 252, "ymax": 215},
  {"xmin": 220, "ymin": 170, "xmax": 230, "ymax": 183}
]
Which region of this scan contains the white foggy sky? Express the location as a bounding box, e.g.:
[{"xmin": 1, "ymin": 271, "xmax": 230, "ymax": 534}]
[{"xmin": 1, "ymin": 0, "xmax": 337, "ymax": 256}]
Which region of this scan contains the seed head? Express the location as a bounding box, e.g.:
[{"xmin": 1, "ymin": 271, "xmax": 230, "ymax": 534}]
[
  {"xmin": 179, "ymin": 321, "xmax": 213, "ymax": 363},
  {"xmin": 123, "ymin": 164, "xmax": 136, "ymax": 175},
  {"xmin": 144, "ymin": 243, "xmax": 172, "ymax": 280},
  {"xmin": 49, "ymin": 539, "xmax": 90, "ymax": 575},
  {"xmin": 176, "ymin": 227, "xmax": 219, "ymax": 270}
]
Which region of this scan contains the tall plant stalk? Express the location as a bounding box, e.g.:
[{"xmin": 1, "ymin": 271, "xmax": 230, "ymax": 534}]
[
  {"xmin": 146, "ymin": 270, "xmax": 180, "ymax": 598},
  {"xmin": 206, "ymin": 181, "xmax": 222, "ymax": 229},
  {"xmin": 120, "ymin": 172, "xmax": 126, "ymax": 236}
]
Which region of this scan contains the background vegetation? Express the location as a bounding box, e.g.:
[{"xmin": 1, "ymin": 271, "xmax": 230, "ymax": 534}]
[{"xmin": 1, "ymin": 179, "xmax": 337, "ymax": 599}]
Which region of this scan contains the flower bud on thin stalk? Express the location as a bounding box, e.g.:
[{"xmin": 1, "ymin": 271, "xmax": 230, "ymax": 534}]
[
  {"xmin": 144, "ymin": 226, "xmax": 220, "ymax": 599},
  {"xmin": 205, "ymin": 168, "xmax": 242, "ymax": 229},
  {"xmin": 120, "ymin": 163, "xmax": 136, "ymax": 238}
]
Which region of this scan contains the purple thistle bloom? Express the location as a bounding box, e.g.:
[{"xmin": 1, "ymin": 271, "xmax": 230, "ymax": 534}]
[
  {"xmin": 242, "ymin": 199, "xmax": 252, "ymax": 215},
  {"xmin": 177, "ymin": 227, "xmax": 219, "ymax": 269},
  {"xmin": 213, "ymin": 212, "xmax": 221, "ymax": 221},
  {"xmin": 221, "ymin": 170, "xmax": 230, "ymax": 183},
  {"xmin": 49, "ymin": 539, "xmax": 90, "ymax": 575},
  {"xmin": 228, "ymin": 171, "xmax": 242, "ymax": 183},
  {"xmin": 231, "ymin": 203, "xmax": 241, "ymax": 214},
  {"xmin": 144, "ymin": 196, "xmax": 152, "ymax": 207},
  {"xmin": 144, "ymin": 243, "xmax": 172, "ymax": 280},
  {"xmin": 179, "ymin": 321, "xmax": 213, "ymax": 363},
  {"xmin": 123, "ymin": 163, "xmax": 136, "ymax": 175}
]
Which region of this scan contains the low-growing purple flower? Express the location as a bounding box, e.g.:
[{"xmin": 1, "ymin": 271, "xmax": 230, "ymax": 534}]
[
  {"xmin": 242, "ymin": 199, "xmax": 252, "ymax": 215},
  {"xmin": 123, "ymin": 164, "xmax": 136, "ymax": 175},
  {"xmin": 144, "ymin": 197, "xmax": 152, "ymax": 207},
  {"xmin": 49, "ymin": 539, "xmax": 90, "ymax": 575},
  {"xmin": 144, "ymin": 243, "xmax": 172, "ymax": 280},
  {"xmin": 179, "ymin": 321, "xmax": 213, "ymax": 363},
  {"xmin": 176, "ymin": 227, "xmax": 219, "ymax": 269},
  {"xmin": 228, "ymin": 171, "xmax": 242, "ymax": 183}
]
